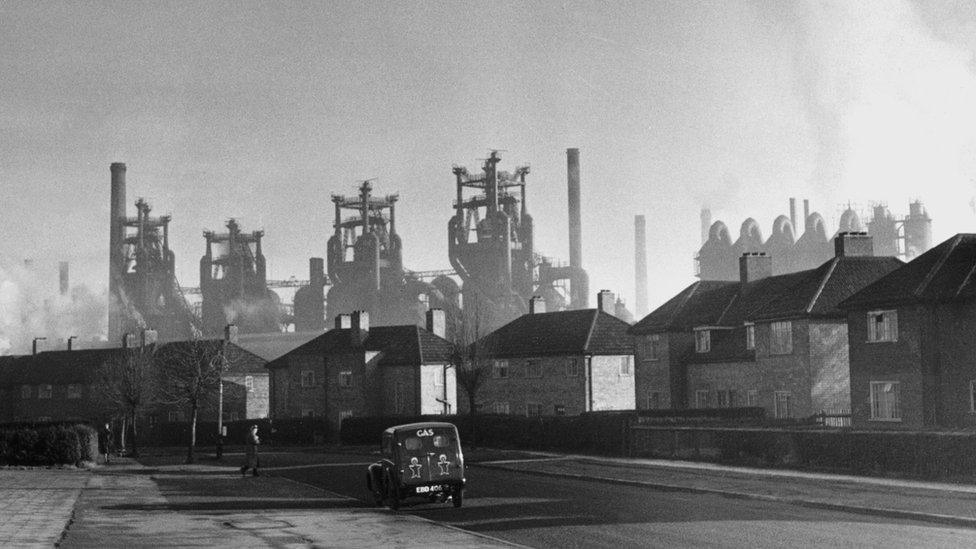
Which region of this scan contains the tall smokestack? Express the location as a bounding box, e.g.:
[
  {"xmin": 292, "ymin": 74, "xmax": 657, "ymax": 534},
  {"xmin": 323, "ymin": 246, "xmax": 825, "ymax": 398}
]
[
  {"xmin": 59, "ymin": 261, "xmax": 69, "ymax": 296},
  {"xmin": 789, "ymin": 198, "xmax": 797, "ymax": 231},
  {"xmin": 634, "ymin": 215, "xmax": 648, "ymax": 318},
  {"xmin": 567, "ymin": 148, "xmax": 582, "ymax": 270},
  {"xmin": 803, "ymin": 199, "xmax": 810, "ymax": 225},
  {"xmin": 700, "ymin": 207, "xmax": 712, "ymax": 245},
  {"xmin": 109, "ymin": 162, "xmax": 127, "ymax": 340}
]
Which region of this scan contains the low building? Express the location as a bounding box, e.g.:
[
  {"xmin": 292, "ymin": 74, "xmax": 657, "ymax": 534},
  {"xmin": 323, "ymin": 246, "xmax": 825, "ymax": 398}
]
[
  {"xmin": 473, "ymin": 291, "xmax": 636, "ymax": 416},
  {"xmin": 631, "ymin": 233, "xmax": 902, "ymax": 419},
  {"xmin": 841, "ymin": 233, "xmax": 976, "ymax": 429},
  {"xmin": 266, "ymin": 309, "xmax": 455, "ymax": 430}
]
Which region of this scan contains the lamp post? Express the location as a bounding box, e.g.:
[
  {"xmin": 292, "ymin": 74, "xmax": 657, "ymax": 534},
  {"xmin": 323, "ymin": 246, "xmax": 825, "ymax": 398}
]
[{"xmin": 212, "ymin": 351, "xmax": 228, "ymax": 460}]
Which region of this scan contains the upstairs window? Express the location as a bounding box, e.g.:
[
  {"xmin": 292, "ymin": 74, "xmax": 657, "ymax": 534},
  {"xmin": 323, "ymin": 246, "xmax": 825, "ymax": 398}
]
[
  {"xmin": 244, "ymin": 376, "xmax": 254, "ymax": 392},
  {"xmin": 649, "ymin": 334, "xmax": 661, "ymax": 360},
  {"xmin": 566, "ymin": 358, "xmax": 581, "ymax": 377},
  {"xmin": 554, "ymin": 404, "xmax": 566, "ymax": 416},
  {"xmin": 694, "ymin": 389, "xmax": 709, "ymax": 409},
  {"xmin": 526, "ymin": 402, "xmax": 541, "ymax": 417},
  {"xmin": 339, "ymin": 370, "xmax": 353, "ymax": 388},
  {"xmin": 493, "ymin": 401, "xmax": 510, "ymax": 414},
  {"xmin": 867, "ymin": 310, "xmax": 898, "ymax": 342},
  {"xmin": 300, "ymin": 370, "xmax": 315, "ymax": 388},
  {"xmin": 67, "ymin": 384, "xmax": 82, "ymax": 399},
  {"xmin": 770, "ymin": 321, "xmax": 793, "ymax": 355},
  {"xmin": 527, "ymin": 360, "xmax": 542, "ymax": 378},
  {"xmin": 492, "ymin": 360, "xmax": 509, "ymax": 379},
  {"xmin": 716, "ymin": 390, "xmax": 730, "ymax": 408},
  {"xmin": 774, "ymin": 391, "xmax": 793, "ymax": 418},
  {"xmin": 21, "ymin": 385, "xmax": 31, "ymax": 400},
  {"xmin": 745, "ymin": 323, "xmax": 755, "ymax": 350},
  {"xmin": 694, "ymin": 329, "xmax": 711, "ymax": 353},
  {"xmin": 647, "ymin": 391, "xmax": 662, "ymax": 409},
  {"xmin": 38, "ymin": 384, "xmax": 52, "ymax": 399}
]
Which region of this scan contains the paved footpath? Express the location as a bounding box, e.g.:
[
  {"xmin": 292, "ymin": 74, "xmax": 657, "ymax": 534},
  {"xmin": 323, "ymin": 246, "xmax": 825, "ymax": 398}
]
[
  {"xmin": 57, "ymin": 458, "xmax": 513, "ymax": 548},
  {"xmin": 0, "ymin": 468, "xmax": 90, "ymax": 548},
  {"xmin": 478, "ymin": 454, "xmax": 976, "ymax": 528}
]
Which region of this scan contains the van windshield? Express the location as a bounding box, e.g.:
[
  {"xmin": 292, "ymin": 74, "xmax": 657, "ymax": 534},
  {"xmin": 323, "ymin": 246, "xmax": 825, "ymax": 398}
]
[{"xmin": 397, "ymin": 428, "xmax": 457, "ymax": 454}]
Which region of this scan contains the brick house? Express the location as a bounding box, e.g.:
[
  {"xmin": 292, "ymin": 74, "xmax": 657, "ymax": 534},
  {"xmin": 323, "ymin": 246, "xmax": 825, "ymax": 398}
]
[
  {"xmin": 0, "ymin": 329, "xmax": 268, "ymax": 425},
  {"xmin": 630, "ymin": 233, "xmax": 902, "ymax": 419},
  {"xmin": 473, "ymin": 291, "xmax": 636, "ymax": 416},
  {"xmin": 266, "ymin": 310, "xmax": 455, "ymax": 430},
  {"xmin": 841, "ymin": 233, "xmax": 976, "ymax": 429}
]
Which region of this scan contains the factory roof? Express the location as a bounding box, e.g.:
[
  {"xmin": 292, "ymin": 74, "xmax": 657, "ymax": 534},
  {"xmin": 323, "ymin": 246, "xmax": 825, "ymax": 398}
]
[
  {"xmin": 840, "ymin": 234, "xmax": 976, "ymax": 309},
  {"xmin": 630, "ymin": 255, "xmax": 902, "ymax": 334},
  {"xmin": 476, "ymin": 309, "xmax": 634, "ymax": 359},
  {"xmin": 267, "ymin": 325, "xmax": 454, "ymax": 368}
]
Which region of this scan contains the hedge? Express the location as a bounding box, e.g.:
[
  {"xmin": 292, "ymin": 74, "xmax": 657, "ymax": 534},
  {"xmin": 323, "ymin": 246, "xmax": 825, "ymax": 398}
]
[
  {"xmin": 0, "ymin": 423, "xmax": 98, "ymax": 466},
  {"xmin": 341, "ymin": 412, "xmax": 632, "ymax": 455},
  {"xmin": 145, "ymin": 417, "xmax": 332, "ymax": 447}
]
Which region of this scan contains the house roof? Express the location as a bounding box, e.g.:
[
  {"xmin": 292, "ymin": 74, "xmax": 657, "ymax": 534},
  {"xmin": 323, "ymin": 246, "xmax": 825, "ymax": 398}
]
[
  {"xmin": 233, "ymin": 331, "xmax": 324, "ymax": 362},
  {"xmin": 840, "ymin": 234, "xmax": 976, "ymax": 309},
  {"xmin": 0, "ymin": 348, "xmax": 124, "ymax": 386},
  {"xmin": 477, "ymin": 309, "xmax": 634, "ymax": 358},
  {"xmin": 267, "ymin": 325, "xmax": 454, "ymax": 368},
  {"xmin": 155, "ymin": 340, "xmax": 268, "ymax": 374},
  {"xmin": 630, "ymin": 255, "xmax": 903, "ymax": 334}
]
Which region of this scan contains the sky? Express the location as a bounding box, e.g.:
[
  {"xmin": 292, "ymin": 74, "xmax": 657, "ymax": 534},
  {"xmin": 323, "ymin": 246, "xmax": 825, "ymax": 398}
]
[{"xmin": 2, "ymin": 0, "xmax": 976, "ymax": 351}]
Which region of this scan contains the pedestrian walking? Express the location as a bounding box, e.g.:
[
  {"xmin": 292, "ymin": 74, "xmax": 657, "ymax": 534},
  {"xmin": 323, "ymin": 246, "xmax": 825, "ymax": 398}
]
[
  {"xmin": 99, "ymin": 423, "xmax": 114, "ymax": 464},
  {"xmin": 240, "ymin": 424, "xmax": 260, "ymax": 477}
]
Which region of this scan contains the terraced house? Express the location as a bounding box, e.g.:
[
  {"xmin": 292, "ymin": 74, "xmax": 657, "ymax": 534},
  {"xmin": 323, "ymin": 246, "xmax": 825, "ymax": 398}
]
[
  {"xmin": 841, "ymin": 234, "xmax": 976, "ymax": 429},
  {"xmin": 474, "ymin": 291, "xmax": 636, "ymax": 416},
  {"xmin": 630, "ymin": 233, "xmax": 902, "ymax": 419}
]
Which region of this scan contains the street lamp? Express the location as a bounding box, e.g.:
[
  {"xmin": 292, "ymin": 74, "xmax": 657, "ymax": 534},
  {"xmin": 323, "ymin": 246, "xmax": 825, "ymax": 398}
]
[{"xmin": 211, "ymin": 351, "xmax": 228, "ymax": 459}]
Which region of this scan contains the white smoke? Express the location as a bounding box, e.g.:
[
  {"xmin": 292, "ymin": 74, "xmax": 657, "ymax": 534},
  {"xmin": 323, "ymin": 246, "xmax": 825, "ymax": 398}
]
[
  {"xmin": 0, "ymin": 262, "xmax": 107, "ymax": 355},
  {"xmin": 788, "ymin": 0, "xmax": 976, "ymax": 227}
]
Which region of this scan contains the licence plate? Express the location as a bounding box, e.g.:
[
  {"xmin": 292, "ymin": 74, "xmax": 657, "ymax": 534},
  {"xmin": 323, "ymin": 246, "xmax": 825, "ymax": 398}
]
[{"xmin": 415, "ymin": 485, "xmax": 443, "ymax": 494}]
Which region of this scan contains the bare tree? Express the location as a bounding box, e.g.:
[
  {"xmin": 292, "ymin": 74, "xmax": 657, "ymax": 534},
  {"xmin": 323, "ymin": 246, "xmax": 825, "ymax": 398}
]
[
  {"xmin": 452, "ymin": 296, "xmax": 497, "ymax": 440},
  {"xmin": 92, "ymin": 345, "xmax": 158, "ymax": 458},
  {"xmin": 156, "ymin": 339, "xmax": 224, "ymax": 464}
]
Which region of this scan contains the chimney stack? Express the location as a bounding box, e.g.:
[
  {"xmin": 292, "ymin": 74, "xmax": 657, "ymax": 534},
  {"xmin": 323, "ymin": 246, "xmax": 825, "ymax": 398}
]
[
  {"xmin": 141, "ymin": 329, "xmax": 158, "ymax": 347},
  {"xmin": 789, "ymin": 198, "xmax": 797, "ymax": 231},
  {"xmin": 59, "ymin": 261, "xmax": 69, "ymax": 296},
  {"xmin": 567, "ymin": 148, "xmax": 582, "ymax": 272},
  {"xmin": 426, "ymin": 308, "xmax": 446, "ymax": 338},
  {"xmin": 834, "ymin": 232, "xmax": 873, "ymax": 257},
  {"xmin": 803, "ymin": 199, "xmax": 810, "ymax": 224},
  {"xmin": 634, "ymin": 215, "xmax": 648, "ymax": 318},
  {"xmin": 739, "ymin": 252, "xmax": 772, "ymax": 284},
  {"xmin": 223, "ymin": 324, "xmax": 238, "ymax": 344},
  {"xmin": 67, "ymin": 336, "xmax": 77, "ymax": 351},
  {"xmin": 32, "ymin": 337, "xmax": 46, "ymax": 355},
  {"xmin": 597, "ymin": 290, "xmax": 615, "ymax": 315},
  {"xmin": 335, "ymin": 314, "xmax": 351, "ymax": 329},
  {"xmin": 351, "ymin": 311, "xmax": 369, "ymax": 346},
  {"xmin": 109, "ymin": 162, "xmax": 127, "ymax": 340},
  {"xmin": 529, "ymin": 296, "xmax": 546, "ymax": 314}
]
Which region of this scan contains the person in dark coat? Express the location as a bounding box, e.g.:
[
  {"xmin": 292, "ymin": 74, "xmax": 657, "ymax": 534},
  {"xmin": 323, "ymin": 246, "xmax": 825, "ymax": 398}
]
[
  {"xmin": 98, "ymin": 423, "xmax": 114, "ymax": 464},
  {"xmin": 240, "ymin": 424, "xmax": 260, "ymax": 477}
]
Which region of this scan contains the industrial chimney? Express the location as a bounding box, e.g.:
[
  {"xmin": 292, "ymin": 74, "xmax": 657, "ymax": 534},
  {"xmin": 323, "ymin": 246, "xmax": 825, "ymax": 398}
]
[
  {"xmin": 700, "ymin": 207, "xmax": 712, "ymax": 245},
  {"xmin": 109, "ymin": 162, "xmax": 127, "ymax": 340},
  {"xmin": 634, "ymin": 215, "xmax": 648, "ymax": 318},
  {"xmin": 567, "ymin": 148, "xmax": 588, "ymax": 308},
  {"xmin": 59, "ymin": 261, "xmax": 69, "ymax": 296}
]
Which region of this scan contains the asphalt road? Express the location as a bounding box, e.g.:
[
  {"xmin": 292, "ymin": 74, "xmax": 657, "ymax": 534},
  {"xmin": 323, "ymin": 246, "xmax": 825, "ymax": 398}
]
[{"xmin": 265, "ymin": 451, "xmax": 976, "ymax": 548}]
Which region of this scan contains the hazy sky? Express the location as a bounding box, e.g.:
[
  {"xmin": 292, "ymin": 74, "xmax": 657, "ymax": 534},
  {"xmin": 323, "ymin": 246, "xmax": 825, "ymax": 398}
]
[{"xmin": 2, "ymin": 0, "xmax": 976, "ymax": 339}]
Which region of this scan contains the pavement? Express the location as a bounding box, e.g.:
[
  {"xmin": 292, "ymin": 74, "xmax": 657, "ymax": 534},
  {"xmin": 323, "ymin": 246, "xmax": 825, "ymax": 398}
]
[{"xmin": 2, "ymin": 450, "xmax": 976, "ymax": 547}]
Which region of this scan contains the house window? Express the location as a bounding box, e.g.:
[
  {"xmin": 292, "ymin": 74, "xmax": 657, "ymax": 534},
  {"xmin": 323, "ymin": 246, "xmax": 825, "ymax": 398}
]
[
  {"xmin": 244, "ymin": 376, "xmax": 254, "ymax": 392},
  {"xmin": 493, "ymin": 401, "xmax": 510, "ymax": 414},
  {"xmin": 745, "ymin": 323, "xmax": 755, "ymax": 350},
  {"xmin": 526, "ymin": 402, "xmax": 541, "ymax": 417},
  {"xmin": 303, "ymin": 409, "xmax": 315, "ymax": 418},
  {"xmin": 774, "ymin": 391, "xmax": 793, "ymax": 418},
  {"xmin": 619, "ymin": 356, "xmax": 633, "ymax": 375},
  {"xmin": 695, "ymin": 390, "xmax": 709, "ymax": 409},
  {"xmin": 647, "ymin": 391, "xmax": 662, "ymax": 409},
  {"xmin": 21, "ymin": 385, "xmax": 31, "ymax": 399},
  {"xmin": 527, "ymin": 359, "xmax": 542, "ymax": 378},
  {"xmin": 694, "ymin": 329, "xmax": 711, "ymax": 353},
  {"xmin": 434, "ymin": 367, "xmax": 445, "ymax": 387},
  {"xmin": 566, "ymin": 358, "xmax": 580, "ymax": 377},
  {"xmin": 870, "ymin": 381, "xmax": 901, "ymax": 421},
  {"xmin": 747, "ymin": 389, "xmax": 758, "ymax": 407},
  {"xmin": 67, "ymin": 384, "xmax": 82, "ymax": 399},
  {"xmin": 492, "ymin": 360, "xmax": 509, "ymax": 379},
  {"xmin": 554, "ymin": 404, "xmax": 566, "ymax": 416},
  {"xmin": 770, "ymin": 321, "xmax": 793, "ymax": 355},
  {"xmin": 339, "ymin": 370, "xmax": 353, "ymax": 388},
  {"xmin": 867, "ymin": 310, "xmax": 898, "ymax": 342},
  {"xmin": 649, "ymin": 334, "xmax": 661, "ymax": 360},
  {"xmin": 38, "ymin": 384, "xmax": 52, "ymax": 399},
  {"xmin": 339, "ymin": 410, "xmax": 354, "ymax": 421},
  {"xmin": 300, "ymin": 370, "xmax": 315, "ymax": 387},
  {"xmin": 716, "ymin": 390, "xmax": 730, "ymax": 408}
]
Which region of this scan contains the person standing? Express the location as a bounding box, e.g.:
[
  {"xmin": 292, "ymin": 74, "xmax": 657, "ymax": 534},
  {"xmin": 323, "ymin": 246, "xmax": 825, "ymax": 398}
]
[
  {"xmin": 240, "ymin": 424, "xmax": 260, "ymax": 477},
  {"xmin": 99, "ymin": 423, "xmax": 114, "ymax": 464}
]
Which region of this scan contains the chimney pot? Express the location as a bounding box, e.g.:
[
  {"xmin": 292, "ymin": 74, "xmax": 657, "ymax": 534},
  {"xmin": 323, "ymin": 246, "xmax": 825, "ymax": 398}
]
[
  {"xmin": 739, "ymin": 252, "xmax": 772, "ymax": 284},
  {"xmin": 223, "ymin": 324, "xmax": 238, "ymax": 344},
  {"xmin": 334, "ymin": 314, "xmax": 351, "ymax": 329},
  {"xmin": 426, "ymin": 308, "xmax": 446, "ymax": 338},
  {"xmin": 352, "ymin": 310, "xmax": 369, "ymax": 333},
  {"xmin": 529, "ymin": 296, "xmax": 546, "ymax": 314},
  {"xmin": 834, "ymin": 231, "xmax": 874, "ymax": 257},
  {"xmin": 122, "ymin": 333, "xmax": 137, "ymax": 348}
]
